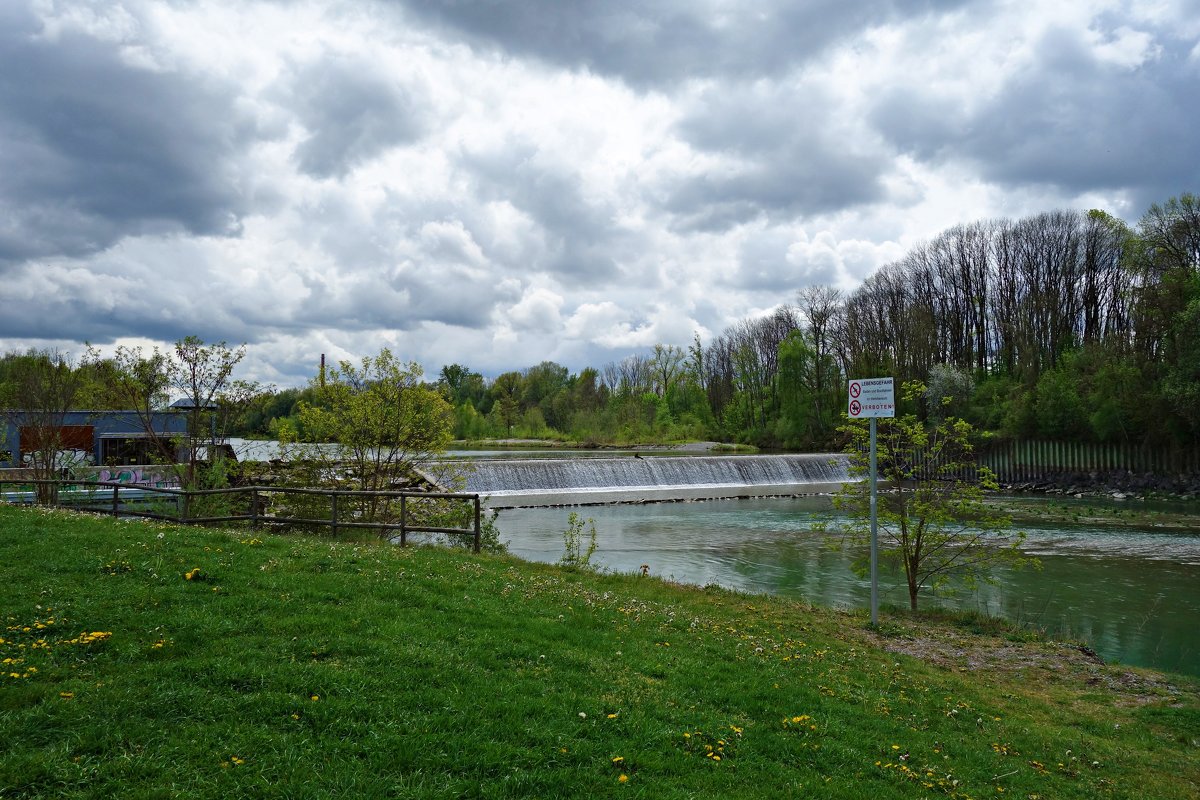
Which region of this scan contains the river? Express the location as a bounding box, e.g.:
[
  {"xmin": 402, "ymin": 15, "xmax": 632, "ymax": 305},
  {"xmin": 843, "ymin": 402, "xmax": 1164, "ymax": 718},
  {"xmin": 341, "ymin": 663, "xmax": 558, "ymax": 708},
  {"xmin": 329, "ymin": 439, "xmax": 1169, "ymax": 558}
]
[{"xmin": 494, "ymin": 497, "xmax": 1200, "ymax": 677}]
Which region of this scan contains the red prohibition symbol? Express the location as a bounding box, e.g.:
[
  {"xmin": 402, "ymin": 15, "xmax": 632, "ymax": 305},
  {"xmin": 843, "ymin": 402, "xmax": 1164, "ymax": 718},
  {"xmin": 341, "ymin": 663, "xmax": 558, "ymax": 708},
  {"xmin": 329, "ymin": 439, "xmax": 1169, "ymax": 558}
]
[
  {"xmin": 849, "ymin": 399, "xmax": 862, "ymax": 415},
  {"xmin": 849, "ymin": 382, "xmax": 862, "ymax": 398}
]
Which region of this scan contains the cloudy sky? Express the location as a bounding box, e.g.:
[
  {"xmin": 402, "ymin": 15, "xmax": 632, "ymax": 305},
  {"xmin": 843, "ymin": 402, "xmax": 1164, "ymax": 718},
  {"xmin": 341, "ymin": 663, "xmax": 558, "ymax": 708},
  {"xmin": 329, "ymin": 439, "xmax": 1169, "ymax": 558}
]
[{"xmin": 2, "ymin": 0, "xmax": 1197, "ymax": 388}]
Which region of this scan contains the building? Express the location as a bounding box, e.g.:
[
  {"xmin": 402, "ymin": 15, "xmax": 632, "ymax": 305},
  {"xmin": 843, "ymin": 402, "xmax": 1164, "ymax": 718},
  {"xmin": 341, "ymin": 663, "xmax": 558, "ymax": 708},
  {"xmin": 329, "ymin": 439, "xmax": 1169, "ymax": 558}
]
[{"xmin": 0, "ymin": 410, "xmax": 188, "ymax": 469}]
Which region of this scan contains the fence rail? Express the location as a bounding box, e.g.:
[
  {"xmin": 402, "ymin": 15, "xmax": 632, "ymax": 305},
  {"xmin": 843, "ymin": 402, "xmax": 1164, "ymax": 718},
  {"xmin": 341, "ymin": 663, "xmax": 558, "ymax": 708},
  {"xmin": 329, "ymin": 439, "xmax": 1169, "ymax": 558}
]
[{"xmin": 0, "ymin": 480, "xmax": 483, "ymax": 552}]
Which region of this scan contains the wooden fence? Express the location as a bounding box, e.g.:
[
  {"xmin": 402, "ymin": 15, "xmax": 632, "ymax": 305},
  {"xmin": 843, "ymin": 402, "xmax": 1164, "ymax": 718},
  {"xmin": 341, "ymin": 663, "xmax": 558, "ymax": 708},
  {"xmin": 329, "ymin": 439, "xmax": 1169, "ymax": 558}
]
[{"xmin": 0, "ymin": 480, "xmax": 483, "ymax": 552}]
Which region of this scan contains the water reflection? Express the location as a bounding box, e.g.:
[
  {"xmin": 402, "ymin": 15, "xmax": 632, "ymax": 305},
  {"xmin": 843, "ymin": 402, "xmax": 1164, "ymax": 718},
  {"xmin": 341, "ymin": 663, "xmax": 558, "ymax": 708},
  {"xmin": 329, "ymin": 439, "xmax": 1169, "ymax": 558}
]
[{"xmin": 496, "ymin": 497, "xmax": 1200, "ymax": 676}]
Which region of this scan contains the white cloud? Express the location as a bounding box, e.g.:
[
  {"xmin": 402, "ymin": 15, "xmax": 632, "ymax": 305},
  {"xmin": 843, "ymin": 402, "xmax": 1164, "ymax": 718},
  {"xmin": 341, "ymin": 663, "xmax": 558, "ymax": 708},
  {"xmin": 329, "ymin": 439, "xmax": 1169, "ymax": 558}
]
[{"xmin": 506, "ymin": 287, "xmax": 564, "ymax": 334}]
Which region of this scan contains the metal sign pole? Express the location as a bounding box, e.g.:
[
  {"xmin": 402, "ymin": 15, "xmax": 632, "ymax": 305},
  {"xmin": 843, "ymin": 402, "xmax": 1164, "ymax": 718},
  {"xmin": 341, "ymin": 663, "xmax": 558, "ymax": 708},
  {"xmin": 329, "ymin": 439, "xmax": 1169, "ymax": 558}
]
[
  {"xmin": 848, "ymin": 376, "xmax": 892, "ymax": 628},
  {"xmin": 869, "ymin": 416, "xmax": 879, "ymax": 626}
]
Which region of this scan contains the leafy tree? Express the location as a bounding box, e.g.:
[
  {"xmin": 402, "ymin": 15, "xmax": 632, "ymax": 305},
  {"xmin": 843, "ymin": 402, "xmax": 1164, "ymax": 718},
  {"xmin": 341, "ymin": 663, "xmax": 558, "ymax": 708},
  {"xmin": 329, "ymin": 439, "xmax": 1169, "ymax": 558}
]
[
  {"xmin": 289, "ymin": 349, "xmax": 454, "ymax": 524},
  {"xmin": 1161, "ymin": 285, "xmax": 1200, "ymax": 437},
  {"xmin": 1032, "ymin": 367, "xmax": 1088, "ymax": 439},
  {"xmin": 523, "ymin": 361, "xmax": 570, "ymax": 430},
  {"xmin": 438, "ymin": 364, "xmax": 486, "ymax": 409},
  {"xmin": 827, "ymin": 382, "xmax": 1032, "ymax": 611},
  {"xmin": 488, "ymin": 372, "xmax": 524, "ymax": 436}
]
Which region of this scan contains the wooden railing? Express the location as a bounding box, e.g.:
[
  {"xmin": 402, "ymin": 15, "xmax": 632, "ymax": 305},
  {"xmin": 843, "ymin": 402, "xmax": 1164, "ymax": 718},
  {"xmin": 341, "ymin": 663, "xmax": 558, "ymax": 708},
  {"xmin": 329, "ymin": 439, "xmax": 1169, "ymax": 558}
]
[{"xmin": 0, "ymin": 480, "xmax": 483, "ymax": 552}]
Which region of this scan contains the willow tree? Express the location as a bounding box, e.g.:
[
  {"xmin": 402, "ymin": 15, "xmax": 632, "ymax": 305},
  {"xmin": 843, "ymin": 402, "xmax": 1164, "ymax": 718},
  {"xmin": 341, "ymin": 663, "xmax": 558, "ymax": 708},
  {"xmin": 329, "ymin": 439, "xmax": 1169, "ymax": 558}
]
[
  {"xmin": 288, "ymin": 349, "xmax": 454, "ymax": 525},
  {"xmin": 827, "ymin": 381, "xmax": 1034, "ymax": 611}
]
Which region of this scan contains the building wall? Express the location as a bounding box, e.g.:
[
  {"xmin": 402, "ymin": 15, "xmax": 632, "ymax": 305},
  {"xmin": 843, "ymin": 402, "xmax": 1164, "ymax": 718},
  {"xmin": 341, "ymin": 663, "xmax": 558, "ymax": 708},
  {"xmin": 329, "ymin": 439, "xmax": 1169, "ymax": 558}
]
[{"xmin": 0, "ymin": 411, "xmax": 188, "ymax": 468}]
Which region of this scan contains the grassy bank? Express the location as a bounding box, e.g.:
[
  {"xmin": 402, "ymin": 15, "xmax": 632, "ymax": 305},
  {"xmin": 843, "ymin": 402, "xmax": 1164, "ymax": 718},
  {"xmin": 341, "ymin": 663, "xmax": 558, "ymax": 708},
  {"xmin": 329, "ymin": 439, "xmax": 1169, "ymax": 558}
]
[{"xmin": 2, "ymin": 506, "xmax": 1197, "ymax": 799}]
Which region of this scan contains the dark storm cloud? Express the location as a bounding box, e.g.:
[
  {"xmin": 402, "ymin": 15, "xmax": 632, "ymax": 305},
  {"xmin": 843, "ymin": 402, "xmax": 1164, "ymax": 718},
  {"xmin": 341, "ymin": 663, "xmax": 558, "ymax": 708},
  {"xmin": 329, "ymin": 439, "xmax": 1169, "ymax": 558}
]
[
  {"xmin": 285, "ymin": 55, "xmax": 432, "ymax": 178},
  {"xmin": 665, "ymin": 83, "xmax": 888, "ymax": 229},
  {"xmin": 870, "ymin": 23, "xmax": 1200, "ymax": 212},
  {"xmin": 396, "ymin": 0, "xmax": 967, "ymax": 88},
  {"xmin": 0, "ymin": 3, "xmax": 254, "ymax": 265}
]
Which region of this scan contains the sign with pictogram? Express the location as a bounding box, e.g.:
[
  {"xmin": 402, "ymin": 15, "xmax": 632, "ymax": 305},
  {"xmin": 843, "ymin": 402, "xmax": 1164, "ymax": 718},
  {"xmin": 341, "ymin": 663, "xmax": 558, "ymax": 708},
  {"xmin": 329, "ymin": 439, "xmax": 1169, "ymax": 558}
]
[
  {"xmin": 847, "ymin": 377, "xmax": 895, "ymax": 418},
  {"xmin": 846, "ymin": 375, "xmax": 895, "ymax": 626}
]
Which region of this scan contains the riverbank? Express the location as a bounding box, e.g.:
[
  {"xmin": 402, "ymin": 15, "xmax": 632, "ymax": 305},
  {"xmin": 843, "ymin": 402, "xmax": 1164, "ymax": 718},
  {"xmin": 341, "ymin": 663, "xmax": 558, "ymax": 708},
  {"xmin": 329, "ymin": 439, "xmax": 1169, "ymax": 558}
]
[{"xmin": 2, "ymin": 504, "xmax": 1197, "ymax": 798}]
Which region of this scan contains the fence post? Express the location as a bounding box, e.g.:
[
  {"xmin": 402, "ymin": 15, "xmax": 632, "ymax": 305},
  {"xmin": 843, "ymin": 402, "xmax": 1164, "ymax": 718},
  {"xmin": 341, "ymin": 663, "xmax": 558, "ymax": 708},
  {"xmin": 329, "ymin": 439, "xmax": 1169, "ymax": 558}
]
[
  {"xmin": 474, "ymin": 495, "xmax": 481, "ymax": 553},
  {"xmin": 400, "ymin": 495, "xmax": 407, "ymax": 547},
  {"xmin": 250, "ymin": 489, "xmax": 260, "ymax": 528},
  {"xmin": 111, "ymin": 485, "xmax": 119, "ymax": 517},
  {"xmin": 331, "ymin": 492, "xmax": 339, "ymax": 538}
]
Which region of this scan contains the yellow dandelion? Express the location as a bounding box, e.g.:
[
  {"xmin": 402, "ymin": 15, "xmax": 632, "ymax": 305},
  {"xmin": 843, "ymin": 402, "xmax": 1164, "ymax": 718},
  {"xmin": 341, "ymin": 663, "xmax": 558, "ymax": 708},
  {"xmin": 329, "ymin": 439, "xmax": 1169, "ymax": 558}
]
[
  {"xmin": 311, "ymin": 694, "xmax": 320, "ymax": 701},
  {"xmin": 612, "ymin": 756, "xmax": 624, "ymax": 764},
  {"xmin": 618, "ymin": 774, "xmax": 628, "ymax": 783},
  {"xmin": 59, "ymin": 692, "xmax": 74, "ymax": 700}
]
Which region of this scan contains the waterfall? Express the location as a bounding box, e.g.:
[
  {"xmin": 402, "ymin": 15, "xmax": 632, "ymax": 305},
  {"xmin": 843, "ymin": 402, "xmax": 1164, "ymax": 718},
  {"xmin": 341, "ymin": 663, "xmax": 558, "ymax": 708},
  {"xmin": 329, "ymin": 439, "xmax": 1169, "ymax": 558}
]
[{"xmin": 447, "ymin": 453, "xmax": 853, "ymax": 507}]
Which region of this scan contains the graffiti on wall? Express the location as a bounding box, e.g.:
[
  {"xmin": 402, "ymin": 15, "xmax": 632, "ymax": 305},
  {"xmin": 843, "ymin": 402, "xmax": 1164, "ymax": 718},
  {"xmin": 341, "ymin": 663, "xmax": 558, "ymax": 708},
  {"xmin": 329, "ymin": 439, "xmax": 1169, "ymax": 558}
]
[{"xmin": 93, "ymin": 468, "xmax": 180, "ymax": 488}]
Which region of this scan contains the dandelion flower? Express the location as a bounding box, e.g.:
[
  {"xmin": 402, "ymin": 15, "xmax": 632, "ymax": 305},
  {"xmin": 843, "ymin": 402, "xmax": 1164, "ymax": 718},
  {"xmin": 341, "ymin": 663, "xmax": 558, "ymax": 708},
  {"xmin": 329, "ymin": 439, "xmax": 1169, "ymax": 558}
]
[{"xmin": 618, "ymin": 775, "xmax": 628, "ymax": 783}]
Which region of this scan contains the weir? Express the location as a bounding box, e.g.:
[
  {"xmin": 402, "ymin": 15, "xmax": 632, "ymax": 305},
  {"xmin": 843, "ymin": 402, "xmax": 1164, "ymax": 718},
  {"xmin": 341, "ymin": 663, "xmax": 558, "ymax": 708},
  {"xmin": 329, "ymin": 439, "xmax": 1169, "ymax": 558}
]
[{"xmin": 449, "ymin": 453, "xmax": 853, "ymax": 508}]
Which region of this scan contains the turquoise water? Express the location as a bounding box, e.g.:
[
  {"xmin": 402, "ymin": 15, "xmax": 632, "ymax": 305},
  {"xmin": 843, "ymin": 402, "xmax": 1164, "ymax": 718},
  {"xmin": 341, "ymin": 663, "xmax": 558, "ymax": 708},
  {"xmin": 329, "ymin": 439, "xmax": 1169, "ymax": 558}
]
[{"xmin": 495, "ymin": 497, "xmax": 1200, "ymax": 676}]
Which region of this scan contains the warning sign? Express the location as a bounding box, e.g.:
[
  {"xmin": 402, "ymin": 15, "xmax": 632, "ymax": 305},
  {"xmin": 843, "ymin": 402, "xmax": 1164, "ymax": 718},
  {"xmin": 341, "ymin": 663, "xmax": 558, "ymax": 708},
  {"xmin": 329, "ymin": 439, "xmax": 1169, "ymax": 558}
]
[{"xmin": 847, "ymin": 377, "xmax": 895, "ymax": 418}]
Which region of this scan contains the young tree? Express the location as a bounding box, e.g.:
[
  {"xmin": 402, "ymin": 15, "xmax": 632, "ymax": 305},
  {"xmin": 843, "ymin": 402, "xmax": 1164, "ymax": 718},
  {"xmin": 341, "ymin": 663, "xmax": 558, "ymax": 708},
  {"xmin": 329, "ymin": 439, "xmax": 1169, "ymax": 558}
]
[
  {"xmin": 108, "ymin": 345, "xmax": 177, "ymax": 467},
  {"xmin": 828, "ymin": 382, "xmax": 1033, "ymax": 611},
  {"xmin": 109, "ymin": 338, "xmax": 255, "ymax": 488},
  {"xmin": 171, "ymin": 337, "xmax": 256, "ymax": 485},
  {"xmin": 289, "ymin": 348, "xmax": 454, "ymax": 523}
]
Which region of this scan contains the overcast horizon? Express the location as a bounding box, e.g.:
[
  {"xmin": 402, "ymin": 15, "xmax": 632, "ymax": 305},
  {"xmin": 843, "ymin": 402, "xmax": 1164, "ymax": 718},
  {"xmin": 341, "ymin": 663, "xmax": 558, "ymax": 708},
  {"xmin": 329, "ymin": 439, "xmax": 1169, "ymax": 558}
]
[{"xmin": 1, "ymin": 0, "xmax": 1197, "ymax": 388}]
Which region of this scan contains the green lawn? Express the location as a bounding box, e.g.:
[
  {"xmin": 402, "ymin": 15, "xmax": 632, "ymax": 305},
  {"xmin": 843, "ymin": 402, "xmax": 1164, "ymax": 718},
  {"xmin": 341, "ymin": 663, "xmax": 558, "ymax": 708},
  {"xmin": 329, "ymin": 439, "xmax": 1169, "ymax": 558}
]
[{"xmin": 1, "ymin": 504, "xmax": 1197, "ymax": 799}]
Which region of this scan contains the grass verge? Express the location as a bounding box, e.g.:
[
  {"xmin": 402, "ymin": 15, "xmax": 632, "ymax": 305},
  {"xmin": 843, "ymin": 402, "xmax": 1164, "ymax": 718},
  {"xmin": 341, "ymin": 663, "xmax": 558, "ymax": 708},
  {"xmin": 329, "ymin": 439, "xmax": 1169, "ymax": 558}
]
[{"xmin": 2, "ymin": 504, "xmax": 1197, "ymax": 799}]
